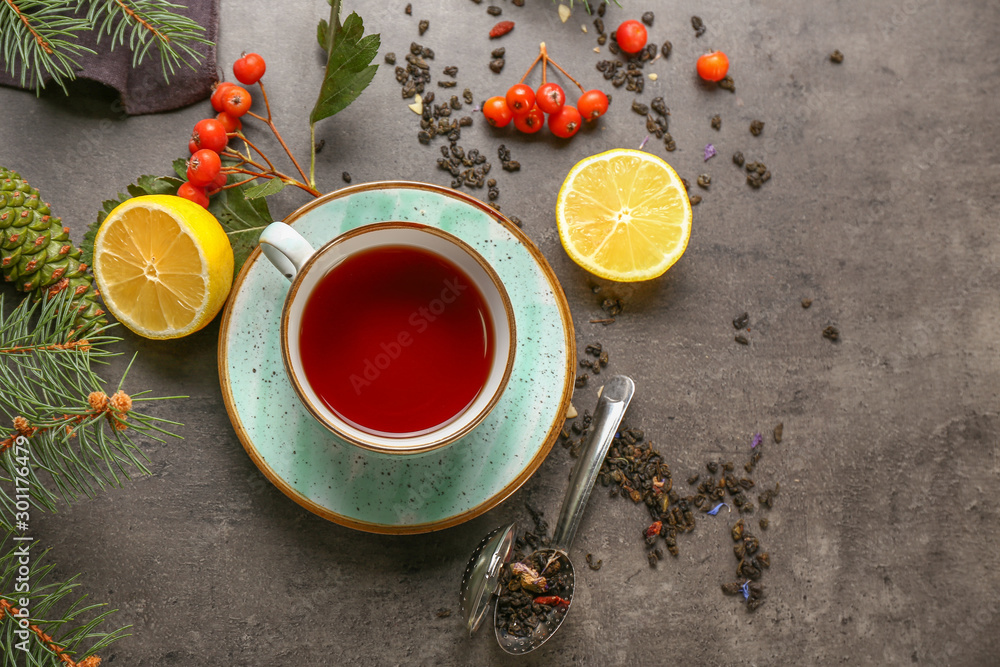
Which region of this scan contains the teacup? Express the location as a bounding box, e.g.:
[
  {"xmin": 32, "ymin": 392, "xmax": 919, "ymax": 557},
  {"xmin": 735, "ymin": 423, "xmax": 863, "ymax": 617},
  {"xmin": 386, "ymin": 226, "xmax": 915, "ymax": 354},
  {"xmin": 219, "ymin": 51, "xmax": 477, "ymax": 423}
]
[{"xmin": 258, "ymin": 220, "xmax": 516, "ymax": 455}]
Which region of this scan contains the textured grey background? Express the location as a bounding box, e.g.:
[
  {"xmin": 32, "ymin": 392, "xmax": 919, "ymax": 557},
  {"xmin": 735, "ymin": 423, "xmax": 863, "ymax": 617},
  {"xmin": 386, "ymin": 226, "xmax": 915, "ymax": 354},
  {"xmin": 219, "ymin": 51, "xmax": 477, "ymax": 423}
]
[{"xmin": 1, "ymin": 0, "xmax": 999, "ymax": 665}]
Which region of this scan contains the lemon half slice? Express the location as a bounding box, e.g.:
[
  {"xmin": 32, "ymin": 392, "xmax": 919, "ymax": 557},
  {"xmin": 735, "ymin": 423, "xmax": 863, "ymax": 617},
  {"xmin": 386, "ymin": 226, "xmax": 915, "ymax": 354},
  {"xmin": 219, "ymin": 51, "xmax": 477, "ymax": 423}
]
[
  {"xmin": 556, "ymin": 149, "xmax": 692, "ymax": 282},
  {"xmin": 93, "ymin": 195, "xmax": 233, "ymax": 339}
]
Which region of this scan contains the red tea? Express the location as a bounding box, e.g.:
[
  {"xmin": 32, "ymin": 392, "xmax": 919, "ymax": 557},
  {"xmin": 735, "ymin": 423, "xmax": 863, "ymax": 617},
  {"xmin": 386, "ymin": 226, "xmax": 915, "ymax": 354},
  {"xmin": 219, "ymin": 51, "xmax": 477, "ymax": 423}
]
[{"xmin": 298, "ymin": 244, "xmax": 495, "ymax": 436}]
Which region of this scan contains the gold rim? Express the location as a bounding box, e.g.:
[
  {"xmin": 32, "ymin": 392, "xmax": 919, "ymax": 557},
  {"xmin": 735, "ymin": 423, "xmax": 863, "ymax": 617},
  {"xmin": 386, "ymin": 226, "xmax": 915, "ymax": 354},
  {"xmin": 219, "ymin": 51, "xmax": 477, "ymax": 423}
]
[
  {"xmin": 278, "ymin": 221, "xmax": 518, "ymax": 455},
  {"xmin": 217, "ymin": 181, "xmax": 576, "ymax": 534}
]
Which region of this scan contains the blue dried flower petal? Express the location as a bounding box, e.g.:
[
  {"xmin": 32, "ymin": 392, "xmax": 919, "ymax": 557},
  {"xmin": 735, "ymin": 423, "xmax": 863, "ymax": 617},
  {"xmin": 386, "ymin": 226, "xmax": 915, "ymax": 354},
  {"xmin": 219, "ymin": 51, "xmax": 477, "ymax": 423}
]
[
  {"xmin": 707, "ymin": 502, "xmax": 729, "ymax": 516},
  {"xmin": 752, "ymin": 433, "xmax": 763, "ymax": 448},
  {"xmin": 704, "ymin": 143, "xmax": 716, "ymax": 161},
  {"xmin": 741, "ymin": 581, "xmax": 750, "ymax": 600}
]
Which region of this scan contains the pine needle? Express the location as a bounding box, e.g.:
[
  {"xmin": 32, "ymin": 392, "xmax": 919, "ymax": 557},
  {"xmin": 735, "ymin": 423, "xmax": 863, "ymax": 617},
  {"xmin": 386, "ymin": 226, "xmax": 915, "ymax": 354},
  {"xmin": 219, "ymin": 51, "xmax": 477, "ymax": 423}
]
[
  {"xmin": 0, "ymin": 0, "xmax": 213, "ymax": 93},
  {"xmin": 85, "ymin": 0, "xmax": 211, "ymax": 82},
  {"xmin": 0, "ymin": 0, "xmax": 94, "ymax": 92},
  {"xmin": 0, "ymin": 290, "xmax": 183, "ymax": 529}
]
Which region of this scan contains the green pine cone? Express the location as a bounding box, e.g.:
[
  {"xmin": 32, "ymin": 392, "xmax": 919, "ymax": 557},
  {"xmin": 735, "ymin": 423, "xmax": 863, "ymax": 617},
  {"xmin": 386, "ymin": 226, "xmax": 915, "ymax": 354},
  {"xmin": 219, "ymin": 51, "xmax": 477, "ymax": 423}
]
[{"xmin": 0, "ymin": 167, "xmax": 106, "ymax": 329}]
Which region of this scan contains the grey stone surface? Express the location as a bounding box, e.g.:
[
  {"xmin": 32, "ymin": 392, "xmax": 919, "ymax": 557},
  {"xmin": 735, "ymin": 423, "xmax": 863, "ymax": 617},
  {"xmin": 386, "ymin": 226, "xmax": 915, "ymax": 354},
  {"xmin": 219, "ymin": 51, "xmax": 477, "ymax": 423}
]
[{"xmin": 1, "ymin": 0, "xmax": 999, "ymax": 665}]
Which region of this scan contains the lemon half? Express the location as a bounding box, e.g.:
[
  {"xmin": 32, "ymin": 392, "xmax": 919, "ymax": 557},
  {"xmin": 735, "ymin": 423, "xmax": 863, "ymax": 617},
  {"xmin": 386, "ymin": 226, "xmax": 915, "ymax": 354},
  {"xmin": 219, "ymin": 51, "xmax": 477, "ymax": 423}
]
[
  {"xmin": 556, "ymin": 149, "xmax": 692, "ymax": 282},
  {"xmin": 93, "ymin": 195, "xmax": 233, "ymax": 339}
]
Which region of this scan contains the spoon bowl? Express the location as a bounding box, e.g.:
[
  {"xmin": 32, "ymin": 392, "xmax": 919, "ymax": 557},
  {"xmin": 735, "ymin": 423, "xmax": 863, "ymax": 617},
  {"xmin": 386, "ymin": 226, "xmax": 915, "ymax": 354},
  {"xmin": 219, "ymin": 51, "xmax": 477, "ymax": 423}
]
[{"xmin": 494, "ymin": 548, "xmax": 575, "ymax": 654}]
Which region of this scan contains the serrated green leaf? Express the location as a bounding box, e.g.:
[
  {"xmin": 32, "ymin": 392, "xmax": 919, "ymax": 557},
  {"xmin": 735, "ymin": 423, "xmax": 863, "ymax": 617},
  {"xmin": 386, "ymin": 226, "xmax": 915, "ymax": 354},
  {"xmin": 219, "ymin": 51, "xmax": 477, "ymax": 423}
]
[
  {"xmin": 309, "ymin": 12, "xmax": 380, "ymax": 126},
  {"xmin": 243, "ymin": 177, "xmax": 286, "ymax": 200},
  {"xmin": 207, "ymin": 168, "xmax": 273, "ymax": 275},
  {"xmin": 172, "ymin": 157, "xmax": 188, "ymax": 179}
]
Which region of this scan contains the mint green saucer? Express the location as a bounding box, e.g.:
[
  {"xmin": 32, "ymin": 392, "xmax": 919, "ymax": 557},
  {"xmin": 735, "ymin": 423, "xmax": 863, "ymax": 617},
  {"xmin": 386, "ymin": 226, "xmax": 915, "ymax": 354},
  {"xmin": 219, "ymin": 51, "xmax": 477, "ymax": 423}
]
[{"xmin": 218, "ymin": 182, "xmax": 575, "ymax": 534}]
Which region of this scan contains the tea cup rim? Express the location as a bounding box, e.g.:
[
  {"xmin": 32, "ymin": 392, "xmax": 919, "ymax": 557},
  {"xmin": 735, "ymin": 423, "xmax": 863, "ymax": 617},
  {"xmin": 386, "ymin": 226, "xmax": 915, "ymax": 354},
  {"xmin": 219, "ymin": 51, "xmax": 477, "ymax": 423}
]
[{"xmin": 278, "ymin": 221, "xmax": 517, "ymax": 455}]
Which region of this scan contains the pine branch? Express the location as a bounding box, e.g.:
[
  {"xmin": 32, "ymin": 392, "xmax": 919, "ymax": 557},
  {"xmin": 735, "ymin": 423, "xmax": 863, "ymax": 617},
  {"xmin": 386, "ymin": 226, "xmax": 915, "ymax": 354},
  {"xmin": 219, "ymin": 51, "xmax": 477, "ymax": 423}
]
[
  {"xmin": 84, "ymin": 0, "xmax": 211, "ymax": 82},
  {"xmin": 0, "ymin": 0, "xmax": 94, "ymax": 92},
  {"xmin": 0, "ymin": 0, "xmax": 212, "ymax": 92},
  {"xmin": 0, "ymin": 531, "xmax": 124, "ymax": 666},
  {"xmin": 0, "ymin": 291, "xmax": 183, "ymax": 531}
]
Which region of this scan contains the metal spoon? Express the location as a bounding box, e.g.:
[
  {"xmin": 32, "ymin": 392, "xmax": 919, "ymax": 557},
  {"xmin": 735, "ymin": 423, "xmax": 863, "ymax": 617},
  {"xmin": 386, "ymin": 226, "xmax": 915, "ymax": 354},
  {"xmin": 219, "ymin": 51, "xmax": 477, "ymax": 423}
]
[{"xmin": 494, "ymin": 375, "xmax": 635, "ymax": 654}]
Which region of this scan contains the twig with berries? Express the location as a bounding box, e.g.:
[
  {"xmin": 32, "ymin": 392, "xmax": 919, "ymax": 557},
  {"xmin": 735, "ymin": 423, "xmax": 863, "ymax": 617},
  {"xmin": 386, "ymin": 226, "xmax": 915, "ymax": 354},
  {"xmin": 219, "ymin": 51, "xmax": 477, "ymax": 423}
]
[
  {"xmin": 482, "ymin": 42, "xmax": 609, "ymax": 138},
  {"xmin": 180, "ymin": 52, "xmax": 322, "ymax": 208}
]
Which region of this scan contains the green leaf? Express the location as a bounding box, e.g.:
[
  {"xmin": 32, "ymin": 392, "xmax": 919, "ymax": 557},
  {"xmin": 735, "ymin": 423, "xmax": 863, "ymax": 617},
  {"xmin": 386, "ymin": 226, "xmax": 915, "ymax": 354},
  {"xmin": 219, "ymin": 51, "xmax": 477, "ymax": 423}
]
[
  {"xmin": 207, "ymin": 169, "xmax": 273, "ymax": 276},
  {"xmin": 317, "ymin": 18, "xmax": 330, "ymax": 51},
  {"xmin": 243, "ymin": 177, "xmax": 286, "ymax": 200},
  {"xmin": 309, "ymin": 11, "xmax": 380, "ymax": 126},
  {"xmin": 172, "ymin": 157, "xmax": 188, "ymax": 179}
]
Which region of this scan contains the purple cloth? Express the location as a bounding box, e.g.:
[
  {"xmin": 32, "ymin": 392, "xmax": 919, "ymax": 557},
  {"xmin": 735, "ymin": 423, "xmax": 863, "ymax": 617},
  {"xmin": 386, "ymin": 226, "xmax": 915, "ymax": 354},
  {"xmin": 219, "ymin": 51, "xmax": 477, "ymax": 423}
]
[{"xmin": 0, "ymin": 1, "xmax": 219, "ymax": 115}]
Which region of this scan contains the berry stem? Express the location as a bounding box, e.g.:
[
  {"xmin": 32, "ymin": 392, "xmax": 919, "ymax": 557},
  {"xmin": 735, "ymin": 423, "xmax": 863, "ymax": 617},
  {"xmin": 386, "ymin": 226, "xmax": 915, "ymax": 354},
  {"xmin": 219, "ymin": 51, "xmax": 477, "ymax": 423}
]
[
  {"xmin": 518, "ymin": 42, "xmax": 589, "ymax": 92},
  {"xmin": 216, "ymin": 175, "xmax": 259, "ymax": 191},
  {"xmin": 220, "ymin": 149, "xmax": 267, "ymax": 173},
  {"xmin": 249, "ymin": 81, "xmax": 311, "ymax": 186},
  {"xmin": 232, "ymin": 133, "xmax": 276, "ymax": 172},
  {"xmin": 545, "ymin": 56, "xmax": 586, "ymax": 93},
  {"xmin": 540, "ymin": 42, "xmax": 548, "ymax": 84},
  {"xmin": 221, "ymin": 166, "xmax": 321, "ymax": 197},
  {"xmin": 518, "ymin": 48, "xmax": 543, "ymax": 85}
]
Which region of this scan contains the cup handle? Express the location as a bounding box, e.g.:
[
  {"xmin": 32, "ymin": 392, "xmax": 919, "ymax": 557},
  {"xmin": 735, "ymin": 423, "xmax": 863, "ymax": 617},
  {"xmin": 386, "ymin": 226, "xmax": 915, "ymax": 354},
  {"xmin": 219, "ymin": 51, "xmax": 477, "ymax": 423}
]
[{"xmin": 258, "ymin": 222, "xmax": 316, "ymax": 281}]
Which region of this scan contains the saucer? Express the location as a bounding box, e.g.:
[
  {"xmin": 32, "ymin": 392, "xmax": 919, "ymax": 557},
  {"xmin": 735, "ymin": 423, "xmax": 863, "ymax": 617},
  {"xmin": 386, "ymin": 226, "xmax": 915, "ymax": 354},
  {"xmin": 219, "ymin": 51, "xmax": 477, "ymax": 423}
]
[{"xmin": 218, "ymin": 181, "xmax": 576, "ymax": 534}]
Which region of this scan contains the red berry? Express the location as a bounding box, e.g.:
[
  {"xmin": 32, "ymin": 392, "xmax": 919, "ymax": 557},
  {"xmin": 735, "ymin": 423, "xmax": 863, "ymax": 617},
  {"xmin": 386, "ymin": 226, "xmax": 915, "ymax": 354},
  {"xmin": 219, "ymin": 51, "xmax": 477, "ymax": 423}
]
[
  {"xmin": 190, "ymin": 118, "xmax": 228, "ymax": 154},
  {"xmin": 187, "ymin": 149, "xmax": 222, "ymax": 187},
  {"xmin": 512, "ymin": 105, "xmax": 545, "ymax": 134},
  {"xmin": 483, "ymin": 96, "xmax": 513, "ymax": 127},
  {"xmin": 216, "ymin": 111, "xmax": 242, "ymax": 133},
  {"xmin": 577, "ymin": 90, "xmax": 609, "ymax": 121},
  {"xmin": 505, "ymin": 83, "xmax": 536, "ymax": 116},
  {"xmin": 208, "ymin": 170, "xmax": 228, "ymax": 192},
  {"xmin": 178, "ymin": 182, "xmax": 209, "ymax": 208},
  {"xmin": 696, "ymin": 51, "xmax": 730, "ymax": 82},
  {"xmin": 222, "ymin": 86, "xmax": 252, "ymax": 117},
  {"xmin": 535, "ymin": 82, "xmax": 565, "ymax": 114},
  {"xmin": 233, "ymin": 53, "xmax": 267, "ymax": 85},
  {"xmin": 210, "ymin": 81, "xmax": 235, "ymax": 112},
  {"xmin": 548, "ymin": 105, "xmax": 582, "ymax": 138},
  {"xmin": 616, "ymin": 20, "xmax": 648, "ymax": 54}
]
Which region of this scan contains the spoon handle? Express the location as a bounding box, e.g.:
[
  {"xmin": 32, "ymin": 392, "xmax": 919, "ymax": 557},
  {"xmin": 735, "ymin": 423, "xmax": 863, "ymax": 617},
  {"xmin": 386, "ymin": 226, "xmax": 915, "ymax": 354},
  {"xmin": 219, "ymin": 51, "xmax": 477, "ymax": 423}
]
[{"xmin": 551, "ymin": 375, "xmax": 635, "ymax": 552}]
